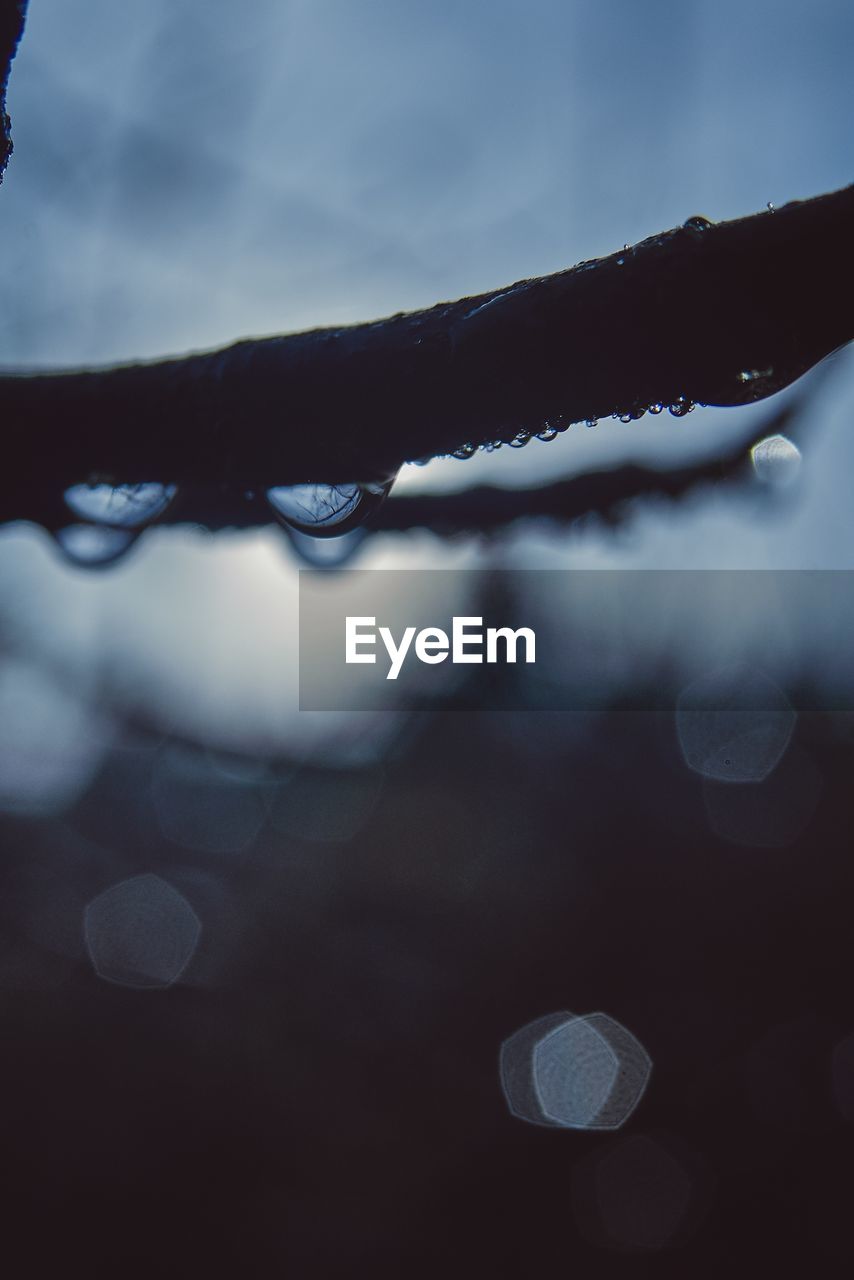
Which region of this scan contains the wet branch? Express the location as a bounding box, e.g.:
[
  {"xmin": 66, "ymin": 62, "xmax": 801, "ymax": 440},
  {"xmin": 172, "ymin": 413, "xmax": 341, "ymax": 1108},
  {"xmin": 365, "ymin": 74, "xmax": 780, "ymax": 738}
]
[{"xmin": 1, "ymin": 182, "xmax": 853, "ymax": 530}]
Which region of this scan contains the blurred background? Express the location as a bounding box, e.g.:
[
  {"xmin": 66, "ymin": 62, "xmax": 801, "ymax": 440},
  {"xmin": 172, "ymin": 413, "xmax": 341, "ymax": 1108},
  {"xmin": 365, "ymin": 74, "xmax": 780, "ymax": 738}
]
[{"xmin": 2, "ymin": 1, "xmax": 854, "ymax": 1274}]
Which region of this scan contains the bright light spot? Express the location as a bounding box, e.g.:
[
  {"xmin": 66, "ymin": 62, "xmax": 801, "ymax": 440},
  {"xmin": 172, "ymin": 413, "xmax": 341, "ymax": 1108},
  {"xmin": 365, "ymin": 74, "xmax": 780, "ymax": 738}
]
[
  {"xmin": 500, "ymin": 1011, "xmax": 651, "ymax": 1131},
  {"xmin": 534, "ymin": 1016, "xmax": 619, "ymax": 1128},
  {"xmin": 751, "ymin": 434, "xmax": 802, "ymax": 488}
]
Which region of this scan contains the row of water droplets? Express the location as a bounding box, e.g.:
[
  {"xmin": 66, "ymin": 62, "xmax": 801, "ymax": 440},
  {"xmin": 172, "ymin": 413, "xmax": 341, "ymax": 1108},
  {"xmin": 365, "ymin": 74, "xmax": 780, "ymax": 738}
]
[
  {"xmin": 446, "ymin": 396, "xmax": 696, "ymax": 462},
  {"xmin": 56, "ymin": 476, "xmax": 396, "ymax": 570}
]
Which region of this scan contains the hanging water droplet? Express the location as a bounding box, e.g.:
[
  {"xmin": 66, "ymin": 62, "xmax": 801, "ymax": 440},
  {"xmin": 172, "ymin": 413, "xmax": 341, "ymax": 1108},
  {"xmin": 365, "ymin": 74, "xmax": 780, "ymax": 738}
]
[
  {"xmin": 509, "ymin": 431, "xmax": 531, "ymax": 449},
  {"xmin": 648, "ymin": 403, "xmax": 664, "ymax": 415},
  {"xmin": 64, "ymin": 482, "xmax": 176, "ymax": 529},
  {"xmin": 623, "ymin": 243, "xmax": 630, "ymax": 251},
  {"xmin": 452, "ymin": 443, "xmax": 477, "ymax": 460},
  {"xmin": 767, "ymin": 201, "xmax": 775, "ymax": 212},
  {"xmin": 619, "ymin": 414, "xmax": 633, "ymax": 424},
  {"xmin": 54, "ymin": 524, "xmax": 137, "ymax": 568},
  {"xmin": 267, "ymin": 482, "xmax": 359, "ymax": 531},
  {"xmin": 584, "ymin": 418, "xmax": 598, "ymax": 429},
  {"xmin": 683, "ymin": 215, "xmax": 714, "ymax": 234},
  {"xmin": 266, "ymin": 479, "xmax": 393, "ymax": 537},
  {"xmin": 751, "ymin": 434, "xmax": 802, "ymax": 488},
  {"xmin": 669, "ymin": 396, "xmax": 694, "ymax": 418},
  {"xmin": 284, "ymin": 526, "xmax": 367, "ymax": 568},
  {"xmin": 536, "ymin": 425, "xmax": 559, "ymax": 442}
]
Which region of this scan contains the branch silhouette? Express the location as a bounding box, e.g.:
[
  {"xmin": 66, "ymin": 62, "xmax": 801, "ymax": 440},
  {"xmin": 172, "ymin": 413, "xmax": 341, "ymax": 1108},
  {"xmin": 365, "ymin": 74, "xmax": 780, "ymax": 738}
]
[{"xmin": 2, "ymin": 182, "xmax": 852, "ymax": 534}]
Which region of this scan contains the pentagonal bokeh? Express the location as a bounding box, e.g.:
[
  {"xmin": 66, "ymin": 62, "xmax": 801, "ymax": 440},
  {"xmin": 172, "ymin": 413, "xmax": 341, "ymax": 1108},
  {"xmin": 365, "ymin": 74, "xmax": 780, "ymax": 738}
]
[
  {"xmin": 500, "ymin": 1011, "xmax": 652, "ymax": 1131},
  {"xmin": 675, "ymin": 664, "xmax": 796, "ymax": 783},
  {"xmin": 84, "ymin": 873, "xmax": 201, "ymax": 990}
]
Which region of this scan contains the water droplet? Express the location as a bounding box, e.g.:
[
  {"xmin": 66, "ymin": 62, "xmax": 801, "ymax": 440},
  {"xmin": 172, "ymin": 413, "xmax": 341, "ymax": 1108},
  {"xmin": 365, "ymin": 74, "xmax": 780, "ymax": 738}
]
[
  {"xmin": 584, "ymin": 418, "xmax": 598, "ymax": 429},
  {"xmin": 452, "ymin": 443, "xmax": 477, "ymax": 460},
  {"xmin": 767, "ymin": 201, "xmax": 775, "ymax": 212},
  {"xmin": 751, "ymin": 434, "xmax": 802, "ymax": 488},
  {"xmin": 619, "ymin": 414, "xmax": 633, "ymax": 424},
  {"xmin": 648, "ymin": 403, "xmax": 664, "ymax": 415},
  {"xmin": 616, "ymin": 257, "xmax": 625, "ymax": 267},
  {"xmin": 623, "ymin": 243, "xmax": 630, "ymax": 251},
  {"xmin": 536, "ymin": 425, "xmax": 559, "ymax": 442},
  {"xmin": 669, "ymin": 396, "xmax": 694, "ymax": 418},
  {"xmin": 54, "ymin": 524, "xmax": 137, "ymax": 568},
  {"xmin": 284, "ymin": 526, "xmax": 367, "ymax": 568},
  {"xmin": 509, "ymin": 431, "xmax": 531, "ymax": 449},
  {"xmin": 64, "ymin": 482, "xmax": 176, "ymax": 529},
  {"xmin": 683, "ymin": 215, "xmax": 714, "ymax": 233},
  {"xmin": 266, "ymin": 479, "xmax": 393, "ymax": 537}
]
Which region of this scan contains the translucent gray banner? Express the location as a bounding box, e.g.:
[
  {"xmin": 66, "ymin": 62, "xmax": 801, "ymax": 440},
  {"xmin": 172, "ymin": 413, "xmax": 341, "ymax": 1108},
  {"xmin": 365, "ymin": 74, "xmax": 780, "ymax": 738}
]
[{"xmin": 298, "ymin": 569, "xmax": 854, "ymax": 713}]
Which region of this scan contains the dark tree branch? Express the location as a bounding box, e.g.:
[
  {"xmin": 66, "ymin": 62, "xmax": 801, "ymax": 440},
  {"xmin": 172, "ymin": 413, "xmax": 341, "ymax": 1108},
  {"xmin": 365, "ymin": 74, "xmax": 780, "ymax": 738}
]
[
  {"xmin": 0, "ymin": 0, "xmax": 26, "ymax": 182},
  {"xmin": 3, "ymin": 182, "xmax": 853, "ymax": 525}
]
